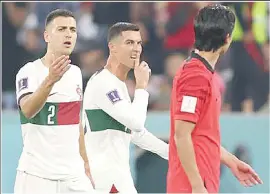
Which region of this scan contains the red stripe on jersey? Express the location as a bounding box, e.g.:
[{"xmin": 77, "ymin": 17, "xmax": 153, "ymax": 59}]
[{"xmin": 57, "ymin": 101, "xmax": 81, "ymax": 125}]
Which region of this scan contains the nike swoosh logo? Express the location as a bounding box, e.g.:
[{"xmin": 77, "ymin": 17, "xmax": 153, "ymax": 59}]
[{"xmin": 49, "ymin": 92, "xmax": 57, "ymax": 96}]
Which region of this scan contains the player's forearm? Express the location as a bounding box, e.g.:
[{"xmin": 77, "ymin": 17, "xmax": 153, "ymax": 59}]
[
  {"xmin": 79, "ymin": 123, "xmax": 89, "ymax": 163},
  {"xmin": 220, "ymin": 146, "xmax": 238, "ymax": 168},
  {"xmin": 175, "ymin": 134, "xmax": 204, "ymax": 188},
  {"xmin": 20, "ymin": 76, "xmax": 54, "ymax": 119},
  {"xmin": 131, "ymin": 128, "xmax": 168, "ymax": 160},
  {"xmin": 129, "ymin": 89, "xmax": 149, "ymax": 131}
]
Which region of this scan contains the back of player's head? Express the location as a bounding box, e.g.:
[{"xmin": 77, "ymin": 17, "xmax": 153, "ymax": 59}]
[
  {"xmin": 45, "ymin": 9, "xmax": 75, "ymax": 28},
  {"xmin": 194, "ymin": 4, "xmax": 235, "ymax": 52},
  {"xmin": 107, "ymin": 22, "xmax": 140, "ymax": 43}
]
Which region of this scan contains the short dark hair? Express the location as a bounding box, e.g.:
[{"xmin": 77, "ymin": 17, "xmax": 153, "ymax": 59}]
[
  {"xmin": 194, "ymin": 4, "xmax": 235, "ymax": 52},
  {"xmin": 45, "ymin": 9, "xmax": 75, "ymax": 27},
  {"xmin": 107, "ymin": 22, "xmax": 140, "ymax": 42}
]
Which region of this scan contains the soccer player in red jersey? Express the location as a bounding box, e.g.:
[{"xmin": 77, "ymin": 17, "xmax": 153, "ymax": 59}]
[{"xmin": 167, "ymin": 4, "xmax": 263, "ymax": 193}]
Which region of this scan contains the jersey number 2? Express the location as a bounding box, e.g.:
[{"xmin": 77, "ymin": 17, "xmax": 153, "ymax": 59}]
[{"xmin": 48, "ymin": 105, "xmax": 55, "ymax": 124}]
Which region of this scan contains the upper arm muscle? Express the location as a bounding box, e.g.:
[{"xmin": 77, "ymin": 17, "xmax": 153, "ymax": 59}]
[
  {"xmin": 174, "ymin": 120, "xmax": 195, "ymax": 138},
  {"xmin": 19, "ymin": 93, "xmax": 31, "ymax": 107}
]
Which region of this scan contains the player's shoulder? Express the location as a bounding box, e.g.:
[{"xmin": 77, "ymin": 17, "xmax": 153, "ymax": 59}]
[
  {"xmin": 178, "ymin": 64, "xmax": 210, "ymax": 80},
  {"xmin": 174, "ymin": 62, "xmax": 212, "ymax": 89},
  {"xmin": 68, "ymin": 64, "xmax": 82, "ymax": 75},
  {"xmin": 95, "ymin": 68, "xmax": 113, "ymax": 79},
  {"xmin": 85, "ymin": 68, "xmax": 118, "ymax": 91},
  {"xmin": 88, "ymin": 68, "xmax": 114, "ymax": 84},
  {"xmin": 69, "ymin": 64, "xmax": 81, "ymax": 72},
  {"xmin": 177, "ymin": 54, "xmax": 213, "ymax": 81},
  {"xmin": 16, "ymin": 59, "xmax": 40, "ymax": 77},
  {"xmin": 63, "ymin": 64, "xmax": 82, "ymax": 80}
]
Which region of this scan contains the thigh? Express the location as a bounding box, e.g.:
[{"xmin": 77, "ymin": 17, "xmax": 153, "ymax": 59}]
[
  {"xmin": 14, "ymin": 171, "xmax": 57, "ymax": 194},
  {"xmin": 92, "ymin": 171, "xmax": 115, "ymax": 192},
  {"xmin": 115, "ymin": 175, "xmax": 137, "ymax": 194},
  {"xmin": 60, "ymin": 175, "xmax": 95, "ymax": 193}
]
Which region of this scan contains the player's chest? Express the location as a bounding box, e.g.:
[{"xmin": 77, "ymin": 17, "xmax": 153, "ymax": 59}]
[
  {"xmin": 37, "ymin": 72, "xmax": 82, "ymax": 102},
  {"xmin": 120, "ymin": 86, "xmax": 131, "ymax": 103}
]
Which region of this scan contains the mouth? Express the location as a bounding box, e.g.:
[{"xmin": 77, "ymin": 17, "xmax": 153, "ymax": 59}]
[
  {"xmin": 63, "ymin": 41, "xmax": 72, "ymax": 47},
  {"xmin": 130, "ymin": 55, "xmax": 137, "ymax": 59}
]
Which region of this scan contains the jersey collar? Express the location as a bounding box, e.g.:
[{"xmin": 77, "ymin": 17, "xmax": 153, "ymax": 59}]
[{"xmin": 191, "ymin": 51, "xmax": 214, "ymax": 73}]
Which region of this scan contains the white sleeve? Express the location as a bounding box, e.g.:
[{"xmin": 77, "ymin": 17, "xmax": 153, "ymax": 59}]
[
  {"xmin": 94, "ymin": 81, "xmax": 149, "ymax": 132},
  {"xmin": 77, "ymin": 67, "xmax": 86, "ymax": 129},
  {"xmin": 81, "ymin": 109, "xmax": 86, "ymax": 128},
  {"xmin": 77, "ymin": 66, "xmax": 83, "ymax": 102},
  {"xmin": 15, "ymin": 64, "xmax": 38, "ymax": 105},
  {"xmin": 81, "ymin": 103, "xmax": 90, "ymax": 134},
  {"xmin": 131, "ymin": 128, "xmax": 169, "ymax": 160}
]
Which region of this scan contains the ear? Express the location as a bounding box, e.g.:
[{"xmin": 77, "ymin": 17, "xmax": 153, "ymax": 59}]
[
  {"xmin": 108, "ymin": 42, "xmax": 117, "ymax": 54},
  {"xmin": 225, "ymin": 33, "xmax": 232, "ymax": 44},
  {"xmin": 44, "ymin": 30, "xmax": 49, "ymax": 43}
]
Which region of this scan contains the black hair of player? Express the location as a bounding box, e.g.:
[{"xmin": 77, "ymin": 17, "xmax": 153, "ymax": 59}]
[
  {"xmin": 107, "ymin": 22, "xmax": 140, "ymax": 43},
  {"xmin": 194, "ymin": 4, "xmax": 235, "ymax": 52},
  {"xmin": 45, "ymin": 9, "xmax": 75, "ymax": 28}
]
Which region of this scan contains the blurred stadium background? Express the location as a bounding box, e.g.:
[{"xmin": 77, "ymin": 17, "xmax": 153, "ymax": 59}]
[{"xmin": 2, "ymin": 2, "xmax": 269, "ymax": 193}]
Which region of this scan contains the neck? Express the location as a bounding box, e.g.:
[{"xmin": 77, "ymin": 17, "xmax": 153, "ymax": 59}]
[
  {"xmin": 195, "ymin": 50, "xmax": 220, "ymax": 70},
  {"xmin": 41, "ymin": 50, "xmax": 63, "ymax": 68},
  {"xmin": 104, "ymin": 56, "xmax": 130, "ymax": 81}
]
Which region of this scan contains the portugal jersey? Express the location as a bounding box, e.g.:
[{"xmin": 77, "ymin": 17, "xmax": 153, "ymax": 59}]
[
  {"xmin": 15, "ymin": 59, "xmax": 85, "ymax": 180},
  {"xmin": 82, "ymin": 68, "xmax": 149, "ymax": 193}
]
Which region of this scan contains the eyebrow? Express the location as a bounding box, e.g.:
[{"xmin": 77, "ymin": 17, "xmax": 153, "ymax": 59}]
[
  {"xmin": 125, "ymin": 39, "xmax": 142, "ymax": 43},
  {"xmin": 57, "ymin": 26, "xmax": 76, "ymax": 29}
]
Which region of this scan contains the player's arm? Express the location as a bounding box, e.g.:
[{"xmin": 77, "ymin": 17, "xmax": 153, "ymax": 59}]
[
  {"xmin": 79, "ymin": 122, "xmax": 89, "ymax": 163},
  {"xmin": 174, "ymin": 74, "xmax": 210, "ymax": 190},
  {"xmin": 94, "ymin": 82, "xmax": 149, "ymax": 132},
  {"xmin": 79, "ymin": 120, "xmax": 95, "ymax": 188},
  {"xmin": 78, "ymin": 72, "xmax": 89, "ymax": 164},
  {"xmin": 17, "ymin": 56, "xmax": 70, "ymax": 119},
  {"xmin": 220, "ymin": 146, "xmax": 239, "ymax": 167},
  {"xmin": 131, "ymin": 128, "xmax": 168, "ymax": 160},
  {"xmin": 220, "ymin": 146, "xmax": 263, "ymax": 186},
  {"xmin": 78, "ymin": 71, "xmax": 95, "ymax": 187},
  {"xmin": 175, "ymin": 121, "xmax": 203, "ymax": 187},
  {"xmin": 79, "ymin": 118, "xmax": 92, "ymax": 177},
  {"xmin": 18, "ymin": 76, "xmax": 55, "ymax": 119}
]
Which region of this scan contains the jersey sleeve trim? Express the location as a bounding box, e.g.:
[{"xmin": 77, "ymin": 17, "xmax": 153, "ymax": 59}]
[
  {"xmin": 17, "ymin": 92, "xmax": 33, "ymax": 106},
  {"xmin": 174, "ymin": 112, "xmax": 198, "ymax": 124}
]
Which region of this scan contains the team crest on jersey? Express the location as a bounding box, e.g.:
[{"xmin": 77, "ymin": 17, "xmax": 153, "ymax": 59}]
[
  {"xmin": 76, "ymin": 85, "xmax": 82, "ymax": 100},
  {"xmin": 18, "ymin": 77, "xmax": 28, "ymax": 92},
  {"xmin": 106, "ymin": 89, "xmax": 122, "ymax": 104}
]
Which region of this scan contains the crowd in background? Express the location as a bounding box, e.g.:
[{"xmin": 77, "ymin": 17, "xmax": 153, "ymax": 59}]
[{"xmin": 2, "ymin": 2, "xmax": 270, "ymax": 113}]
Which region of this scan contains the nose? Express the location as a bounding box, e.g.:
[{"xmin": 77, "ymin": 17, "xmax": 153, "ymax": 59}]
[
  {"xmin": 65, "ymin": 30, "xmax": 72, "ymax": 38},
  {"xmin": 133, "ymin": 43, "xmax": 141, "ymax": 52}
]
